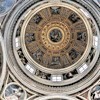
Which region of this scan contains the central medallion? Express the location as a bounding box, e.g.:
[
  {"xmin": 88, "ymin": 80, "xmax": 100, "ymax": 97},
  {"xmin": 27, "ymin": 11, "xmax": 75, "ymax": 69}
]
[
  {"xmin": 49, "ymin": 29, "xmax": 62, "ymax": 43},
  {"xmin": 41, "ymin": 21, "xmax": 70, "ymax": 51}
]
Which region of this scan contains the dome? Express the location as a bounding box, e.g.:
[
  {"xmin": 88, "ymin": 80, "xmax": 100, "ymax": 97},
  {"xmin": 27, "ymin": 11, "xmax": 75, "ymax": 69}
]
[{"xmin": 0, "ymin": 0, "xmax": 100, "ymax": 100}]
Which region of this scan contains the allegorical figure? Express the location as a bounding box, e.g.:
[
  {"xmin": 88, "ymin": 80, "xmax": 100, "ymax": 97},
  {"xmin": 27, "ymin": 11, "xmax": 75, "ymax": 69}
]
[
  {"xmin": 91, "ymin": 85, "xmax": 100, "ymax": 100},
  {"xmin": 5, "ymin": 84, "xmax": 25, "ymax": 100}
]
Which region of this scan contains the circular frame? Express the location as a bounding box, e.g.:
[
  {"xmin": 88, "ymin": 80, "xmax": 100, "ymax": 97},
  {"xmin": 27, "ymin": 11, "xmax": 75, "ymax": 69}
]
[
  {"xmin": 3, "ymin": 82, "xmax": 27, "ymax": 100},
  {"xmin": 20, "ymin": 2, "xmax": 92, "ymax": 74},
  {"xmin": 4, "ymin": 0, "xmax": 100, "ymax": 94},
  {"xmin": 34, "ymin": 95, "xmax": 79, "ymax": 100},
  {"xmin": 0, "ymin": 31, "xmax": 6, "ymax": 91}
]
